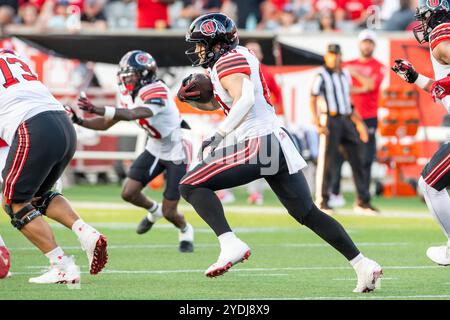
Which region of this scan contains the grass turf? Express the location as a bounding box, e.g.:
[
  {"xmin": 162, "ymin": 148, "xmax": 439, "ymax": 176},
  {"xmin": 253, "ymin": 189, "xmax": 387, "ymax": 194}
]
[{"xmin": 0, "ymin": 184, "xmax": 448, "ymax": 300}]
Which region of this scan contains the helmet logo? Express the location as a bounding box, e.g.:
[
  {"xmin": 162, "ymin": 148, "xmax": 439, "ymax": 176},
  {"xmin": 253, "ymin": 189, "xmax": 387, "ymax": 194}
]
[
  {"xmin": 135, "ymin": 53, "xmax": 150, "ymax": 65},
  {"xmin": 427, "ymin": 0, "xmax": 449, "ymax": 9},
  {"xmin": 200, "ymin": 20, "xmax": 218, "ymax": 36}
]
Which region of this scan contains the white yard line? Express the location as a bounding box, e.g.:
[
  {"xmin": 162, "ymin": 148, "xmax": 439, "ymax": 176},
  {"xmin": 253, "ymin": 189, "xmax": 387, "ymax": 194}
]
[
  {"xmin": 8, "ymin": 242, "xmax": 413, "ymax": 251},
  {"xmin": 9, "ymin": 264, "xmax": 444, "ymax": 275},
  {"xmin": 71, "ymin": 201, "xmax": 431, "ymax": 219}
]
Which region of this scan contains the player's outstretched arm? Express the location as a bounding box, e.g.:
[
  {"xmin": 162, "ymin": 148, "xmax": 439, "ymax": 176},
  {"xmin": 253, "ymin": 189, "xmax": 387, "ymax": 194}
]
[
  {"xmin": 391, "ymin": 59, "xmax": 434, "ymax": 92},
  {"xmin": 64, "ymin": 104, "xmax": 119, "ymax": 130},
  {"xmin": 78, "ymin": 95, "xmax": 154, "ymax": 121}
]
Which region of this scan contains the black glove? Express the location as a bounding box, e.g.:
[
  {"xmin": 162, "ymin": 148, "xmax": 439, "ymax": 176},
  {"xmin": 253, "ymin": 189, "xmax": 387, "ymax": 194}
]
[
  {"xmin": 392, "ymin": 59, "xmax": 418, "ymax": 83},
  {"xmin": 63, "ymin": 105, "xmax": 83, "ymax": 125},
  {"xmin": 177, "ymin": 74, "xmax": 201, "ymax": 102},
  {"xmin": 77, "ymin": 96, "xmax": 99, "ymax": 114},
  {"xmin": 198, "ymin": 132, "xmax": 224, "ymax": 160}
]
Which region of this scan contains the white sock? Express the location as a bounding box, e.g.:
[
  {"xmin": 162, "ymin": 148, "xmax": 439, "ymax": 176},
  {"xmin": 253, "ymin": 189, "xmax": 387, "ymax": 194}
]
[
  {"xmin": 0, "ymin": 235, "xmax": 5, "ymax": 247},
  {"xmin": 180, "ymin": 223, "xmax": 189, "ymax": 233},
  {"xmin": 45, "ymin": 247, "xmax": 67, "ymax": 265},
  {"xmin": 148, "ymin": 202, "xmax": 158, "ymax": 213},
  {"xmin": 350, "ymin": 253, "xmax": 364, "ymax": 268},
  {"xmin": 72, "ymin": 219, "xmax": 97, "ymax": 239},
  {"xmin": 218, "ymin": 232, "xmax": 237, "ymax": 249},
  {"xmin": 147, "ymin": 203, "xmax": 159, "ymax": 222},
  {"xmin": 419, "ymin": 176, "xmax": 450, "ymax": 239}
]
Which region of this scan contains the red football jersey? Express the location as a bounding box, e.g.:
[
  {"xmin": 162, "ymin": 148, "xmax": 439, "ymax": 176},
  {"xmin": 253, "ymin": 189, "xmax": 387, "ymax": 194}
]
[
  {"xmin": 344, "ymin": 58, "xmax": 386, "ymax": 120},
  {"xmin": 337, "ymin": 0, "xmax": 372, "ymax": 21},
  {"xmin": 137, "ymin": 0, "xmax": 169, "ymax": 29}
]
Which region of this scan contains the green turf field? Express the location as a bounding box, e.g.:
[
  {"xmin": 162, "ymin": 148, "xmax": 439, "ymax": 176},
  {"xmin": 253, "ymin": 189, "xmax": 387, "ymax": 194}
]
[{"xmin": 1, "ymin": 184, "xmax": 449, "ymax": 300}]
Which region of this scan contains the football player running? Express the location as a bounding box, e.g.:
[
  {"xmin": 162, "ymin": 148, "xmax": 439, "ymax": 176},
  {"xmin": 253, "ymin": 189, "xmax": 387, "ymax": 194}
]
[
  {"xmin": 70, "ymin": 50, "xmax": 194, "ymax": 253},
  {"xmin": 0, "ymin": 49, "xmax": 108, "ymax": 284},
  {"xmin": 392, "ymin": 0, "xmax": 450, "ymax": 265},
  {"xmin": 178, "ymin": 13, "xmax": 382, "ymax": 293}
]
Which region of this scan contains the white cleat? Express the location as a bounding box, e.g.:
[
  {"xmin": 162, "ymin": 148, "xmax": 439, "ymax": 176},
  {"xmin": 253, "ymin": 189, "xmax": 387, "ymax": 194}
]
[
  {"xmin": 29, "ymin": 257, "xmax": 80, "ymax": 284},
  {"xmin": 179, "ymin": 223, "xmax": 194, "ymax": 253},
  {"xmin": 79, "ymin": 230, "xmax": 108, "ymax": 275},
  {"xmin": 353, "ymin": 257, "xmax": 383, "ymax": 293},
  {"xmin": 205, "ymin": 239, "xmax": 251, "ymax": 278},
  {"xmin": 426, "ymin": 245, "xmax": 450, "ymax": 266}
]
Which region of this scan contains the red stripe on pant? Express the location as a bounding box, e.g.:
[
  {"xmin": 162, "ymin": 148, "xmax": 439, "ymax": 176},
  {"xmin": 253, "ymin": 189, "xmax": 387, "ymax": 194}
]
[
  {"xmin": 188, "ymin": 138, "xmax": 260, "ymax": 186},
  {"xmin": 424, "ymin": 154, "xmax": 450, "ymax": 184},
  {"xmin": 180, "ymin": 137, "xmax": 257, "ymax": 185},
  {"xmin": 3, "ymin": 124, "xmax": 25, "ymax": 201},
  {"xmin": 3, "ymin": 123, "xmax": 30, "ymax": 204},
  {"xmin": 429, "ymin": 163, "xmax": 450, "ymax": 188}
]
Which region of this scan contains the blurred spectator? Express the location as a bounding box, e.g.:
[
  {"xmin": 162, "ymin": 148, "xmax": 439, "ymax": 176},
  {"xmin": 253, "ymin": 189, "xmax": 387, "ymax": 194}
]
[
  {"xmin": 336, "ymin": 0, "xmax": 372, "ymax": 28},
  {"xmin": 38, "ymin": 0, "xmax": 75, "ymax": 30},
  {"xmin": 105, "ymin": 0, "xmax": 136, "ymax": 30},
  {"xmin": 258, "ymin": 0, "xmax": 279, "ymax": 30},
  {"xmin": 220, "ymin": 0, "xmax": 237, "ymax": 23},
  {"xmin": 232, "ymin": 0, "xmax": 264, "ymax": 30},
  {"xmin": 277, "ymin": 3, "xmax": 303, "ymax": 33},
  {"xmin": 383, "ymin": 0, "xmax": 414, "ymax": 31},
  {"xmin": 179, "ymin": 0, "xmax": 221, "ymax": 25},
  {"xmin": 0, "ymin": 0, "xmax": 17, "ymax": 29},
  {"xmin": 137, "ymin": 0, "xmax": 175, "ymax": 29},
  {"xmin": 81, "ymin": 0, "xmax": 107, "ymax": 30},
  {"xmin": 18, "ymin": 3, "xmax": 38, "ymax": 25},
  {"xmin": 293, "ymin": 0, "xmax": 313, "ymax": 20},
  {"xmin": 311, "ymin": 0, "xmax": 340, "ymax": 19},
  {"xmin": 318, "ymin": 9, "xmax": 337, "ymax": 31}
]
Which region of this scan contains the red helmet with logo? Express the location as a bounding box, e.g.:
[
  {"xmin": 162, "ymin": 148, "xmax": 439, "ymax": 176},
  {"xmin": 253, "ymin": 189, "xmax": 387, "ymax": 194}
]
[{"xmin": 185, "ymin": 13, "xmax": 238, "ymax": 68}]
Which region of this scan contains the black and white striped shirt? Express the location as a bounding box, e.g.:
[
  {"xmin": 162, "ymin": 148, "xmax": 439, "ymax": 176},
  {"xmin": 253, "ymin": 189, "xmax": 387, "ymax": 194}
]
[{"xmin": 311, "ymin": 67, "xmax": 353, "ymax": 116}]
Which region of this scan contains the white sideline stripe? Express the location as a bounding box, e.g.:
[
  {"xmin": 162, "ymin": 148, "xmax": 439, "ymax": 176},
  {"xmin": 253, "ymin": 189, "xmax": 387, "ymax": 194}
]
[
  {"xmin": 333, "ymin": 277, "xmax": 397, "ymax": 281},
  {"xmin": 235, "ymin": 273, "xmax": 289, "ymax": 277},
  {"xmin": 71, "ymin": 201, "xmax": 431, "ymax": 218},
  {"xmin": 10, "ymin": 265, "xmax": 444, "ymax": 275},
  {"xmin": 8, "ymin": 242, "xmax": 412, "ymax": 251},
  {"xmin": 243, "ymin": 295, "xmax": 450, "ymax": 300},
  {"xmin": 49, "ymin": 223, "xmax": 310, "ymax": 234}
]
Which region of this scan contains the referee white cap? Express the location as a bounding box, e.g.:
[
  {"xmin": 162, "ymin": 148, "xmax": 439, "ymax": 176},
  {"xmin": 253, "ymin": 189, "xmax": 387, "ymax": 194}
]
[{"xmin": 358, "ymin": 29, "xmax": 377, "ymax": 43}]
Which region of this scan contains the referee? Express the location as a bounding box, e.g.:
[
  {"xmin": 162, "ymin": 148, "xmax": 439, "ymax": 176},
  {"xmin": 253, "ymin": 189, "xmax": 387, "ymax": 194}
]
[{"xmin": 310, "ymin": 44, "xmax": 377, "ymax": 214}]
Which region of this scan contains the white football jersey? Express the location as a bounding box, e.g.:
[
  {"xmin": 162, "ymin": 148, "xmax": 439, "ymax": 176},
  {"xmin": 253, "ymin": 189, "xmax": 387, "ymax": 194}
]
[
  {"xmin": 208, "ymin": 45, "xmax": 281, "ymax": 142},
  {"xmin": 430, "ymin": 23, "xmax": 450, "ymax": 114},
  {"xmin": 130, "ymin": 80, "xmax": 185, "ymax": 161},
  {"xmin": 0, "ymin": 52, "xmax": 64, "ymax": 145}
]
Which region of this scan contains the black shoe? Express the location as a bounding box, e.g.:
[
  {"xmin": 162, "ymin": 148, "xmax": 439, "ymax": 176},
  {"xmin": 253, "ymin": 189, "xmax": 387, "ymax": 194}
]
[
  {"xmin": 136, "ymin": 216, "xmax": 154, "ymax": 234},
  {"xmin": 318, "ymin": 203, "xmax": 335, "ymax": 215},
  {"xmin": 179, "ymin": 241, "xmax": 194, "ymax": 253},
  {"xmin": 354, "ymin": 202, "xmax": 380, "ymax": 215}
]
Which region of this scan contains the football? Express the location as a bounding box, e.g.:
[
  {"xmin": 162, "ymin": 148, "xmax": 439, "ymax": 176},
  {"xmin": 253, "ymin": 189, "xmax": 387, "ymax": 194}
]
[{"xmin": 187, "ymin": 73, "xmax": 214, "ymax": 103}]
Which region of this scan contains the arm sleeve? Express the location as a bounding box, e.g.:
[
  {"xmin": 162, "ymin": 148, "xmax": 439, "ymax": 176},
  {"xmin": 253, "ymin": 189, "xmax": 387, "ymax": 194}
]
[
  {"xmin": 218, "ymin": 78, "xmax": 255, "ymax": 135},
  {"xmin": 310, "ymin": 74, "xmax": 323, "ymax": 96}
]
